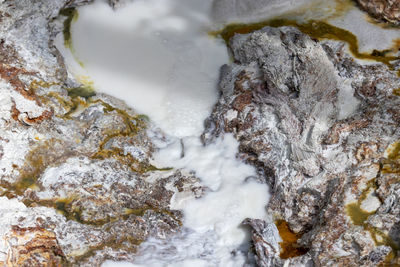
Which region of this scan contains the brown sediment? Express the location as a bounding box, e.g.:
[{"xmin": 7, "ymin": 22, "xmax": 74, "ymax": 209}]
[
  {"xmin": 275, "ymin": 220, "xmax": 308, "ymax": 259},
  {"xmin": 211, "ymin": 19, "xmax": 399, "ymax": 70},
  {"xmin": 0, "ymin": 76, "xmax": 56, "ymax": 124}
]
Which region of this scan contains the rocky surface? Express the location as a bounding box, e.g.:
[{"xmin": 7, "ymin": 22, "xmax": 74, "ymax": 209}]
[
  {"xmin": 203, "ymin": 26, "xmax": 400, "ymax": 266},
  {"xmin": 1, "ymin": 0, "xmax": 400, "ymax": 266},
  {"xmin": 0, "ymin": 0, "xmax": 202, "ymax": 265},
  {"xmin": 354, "ymin": 0, "xmax": 400, "ymax": 26}
]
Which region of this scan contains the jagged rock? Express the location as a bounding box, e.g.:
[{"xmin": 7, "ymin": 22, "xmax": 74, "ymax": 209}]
[
  {"xmin": 4, "ymin": 225, "xmax": 66, "ymax": 266},
  {"xmin": 0, "ymin": 0, "xmax": 202, "ymax": 265},
  {"xmin": 354, "ymin": 0, "xmax": 400, "ymax": 26},
  {"xmin": 1, "ymin": 0, "xmax": 400, "ymax": 265},
  {"xmin": 243, "ymin": 219, "xmax": 281, "ymax": 266},
  {"xmin": 203, "ymin": 26, "xmax": 400, "ymax": 265}
]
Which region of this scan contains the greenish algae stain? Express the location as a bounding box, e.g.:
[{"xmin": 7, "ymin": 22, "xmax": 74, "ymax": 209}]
[
  {"xmin": 9, "ymin": 138, "xmax": 71, "ymax": 196},
  {"xmin": 60, "ymin": 7, "xmax": 78, "ymax": 50},
  {"xmin": 211, "ymin": 19, "xmax": 399, "ymax": 70},
  {"xmin": 348, "ymin": 142, "xmax": 400, "ymax": 265},
  {"xmin": 91, "ymin": 100, "xmax": 172, "ymax": 173},
  {"xmin": 60, "ymin": 7, "xmax": 85, "ymax": 67},
  {"xmin": 346, "ymin": 179, "xmax": 377, "ymax": 227},
  {"xmin": 346, "ymin": 176, "xmax": 400, "ymax": 260},
  {"xmin": 382, "ymin": 141, "xmax": 400, "ymax": 176},
  {"xmin": 346, "ymin": 202, "xmax": 375, "ymax": 226},
  {"xmin": 67, "ymin": 86, "xmax": 96, "ymax": 99},
  {"xmin": 387, "ymin": 141, "xmax": 400, "ymax": 161}
]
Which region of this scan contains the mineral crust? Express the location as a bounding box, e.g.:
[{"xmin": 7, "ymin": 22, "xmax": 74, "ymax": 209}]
[
  {"xmin": 354, "ymin": 0, "xmax": 400, "ymax": 26},
  {"xmin": 0, "ymin": 0, "xmax": 201, "ymax": 265},
  {"xmin": 203, "ymin": 26, "xmax": 400, "ymax": 266},
  {"xmin": 1, "ymin": 0, "xmax": 400, "ymax": 266}
]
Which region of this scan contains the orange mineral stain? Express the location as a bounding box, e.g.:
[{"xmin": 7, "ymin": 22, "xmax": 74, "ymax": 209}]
[{"xmin": 276, "ymin": 220, "xmax": 308, "ymax": 259}]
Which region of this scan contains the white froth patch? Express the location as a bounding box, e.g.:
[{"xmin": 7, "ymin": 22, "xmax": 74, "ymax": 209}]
[
  {"xmin": 65, "ymin": 0, "xmax": 228, "ymax": 138},
  {"xmin": 155, "ymin": 134, "xmax": 270, "ymax": 249}
]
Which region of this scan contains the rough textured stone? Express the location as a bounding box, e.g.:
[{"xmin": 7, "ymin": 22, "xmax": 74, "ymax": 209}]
[
  {"xmin": 354, "ymin": 0, "xmax": 400, "ymax": 26},
  {"xmin": 203, "ymin": 26, "xmax": 400, "ymax": 266},
  {"xmin": 243, "ymin": 219, "xmax": 281, "ymax": 266},
  {"xmin": 1, "ymin": 0, "xmax": 400, "ymax": 266},
  {"xmin": 0, "ymin": 0, "xmax": 202, "ymax": 265},
  {"xmin": 5, "ymin": 226, "xmax": 66, "ymax": 266}
]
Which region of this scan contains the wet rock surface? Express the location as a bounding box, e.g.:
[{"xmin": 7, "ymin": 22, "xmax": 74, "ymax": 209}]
[
  {"xmin": 1, "ymin": 0, "xmax": 400, "ymax": 266},
  {"xmin": 0, "ymin": 0, "xmax": 201, "ymax": 265},
  {"xmin": 203, "ymin": 26, "xmax": 400, "ymax": 266},
  {"xmin": 354, "ymin": 0, "xmax": 400, "ymax": 26}
]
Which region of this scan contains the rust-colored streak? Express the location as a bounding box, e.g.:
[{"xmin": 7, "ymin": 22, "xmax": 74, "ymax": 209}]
[
  {"xmin": 6, "ymin": 226, "xmax": 67, "ymax": 266},
  {"xmin": 232, "ymin": 91, "xmax": 253, "ymax": 112},
  {"xmin": 11, "ymin": 101, "xmax": 20, "ymax": 121},
  {"xmin": 22, "ymin": 109, "xmax": 54, "ymax": 125},
  {"xmin": 0, "ymin": 64, "xmax": 37, "ymax": 102},
  {"xmin": 10, "ymin": 99, "xmax": 53, "ymax": 125},
  {"xmin": 324, "ymin": 119, "xmax": 370, "ymax": 145},
  {"xmin": 276, "ymin": 220, "xmax": 308, "ymax": 259}
]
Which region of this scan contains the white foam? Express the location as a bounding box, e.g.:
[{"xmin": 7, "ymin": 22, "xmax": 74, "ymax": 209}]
[{"xmin": 153, "ymin": 135, "xmax": 270, "ymax": 265}]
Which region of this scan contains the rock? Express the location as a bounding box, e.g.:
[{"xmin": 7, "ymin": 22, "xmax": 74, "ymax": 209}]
[
  {"xmin": 4, "ymin": 225, "xmax": 66, "ymax": 266},
  {"xmin": 354, "ymin": 0, "xmax": 400, "ymax": 26},
  {"xmin": 1, "ymin": 0, "xmax": 400, "ymax": 265},
  {"xmin": 0, "ymin": 0, "xmax": 202, "ymax": 265},
  {"xmin": 243, "ymin": 219, "xmax": 281, "ymax": 266},
  {"xmin": 203, "ymin": 26, "xmax": 400, "ymax": 265}
]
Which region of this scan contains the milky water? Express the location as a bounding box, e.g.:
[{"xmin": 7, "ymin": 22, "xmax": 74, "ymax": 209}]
[
  {"xmin": 60, "ymin": 0, "xmax": 229, "ymax": 138},
  {"xmin": 57, "ymin": 0, "xmax": 270, "ymax": 266},
  {"xmin": 57, "ymin": 0, "xmax": 399, "ymax": 266}
]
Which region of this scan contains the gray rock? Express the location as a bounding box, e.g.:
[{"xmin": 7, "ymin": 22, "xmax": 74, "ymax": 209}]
[
  {"xmin": 0, "ymin": 0, "xmax": 202, "ymax": 265},
  {"xmin": 203, "ymin": 26, "xmax": 400, "ymax": 266}
]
